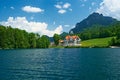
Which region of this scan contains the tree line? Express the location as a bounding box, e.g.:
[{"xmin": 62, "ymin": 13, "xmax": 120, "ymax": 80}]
[{"xmin": 0, "ymin": 25, "xmax": 50, "ymax": 49}]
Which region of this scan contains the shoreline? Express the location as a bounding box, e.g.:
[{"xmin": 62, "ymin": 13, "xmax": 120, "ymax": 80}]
[
  {"xmin": 0, "ymin": 46, "xmax": 120, "ymax": 50},
  {"xmin": 110, "ymin": 46, "xmax": 120, "ymax": 48}
]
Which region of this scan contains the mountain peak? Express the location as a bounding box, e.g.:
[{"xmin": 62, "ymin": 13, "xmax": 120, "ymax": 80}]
[
  {"xmin": 89, "ymin": 12, "xmax": 103, "ymax": 18},
  {"xmin": 70, "ymin": 12, "xmax": 117, "ymax": 33}
]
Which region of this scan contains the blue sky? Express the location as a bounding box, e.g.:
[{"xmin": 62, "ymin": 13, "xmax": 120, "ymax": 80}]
[{"xmin": 0, "ymin": 0, "xmax": 119, "ymax": 37}]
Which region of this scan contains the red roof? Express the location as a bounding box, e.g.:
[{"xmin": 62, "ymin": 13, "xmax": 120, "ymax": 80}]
[{"xmin": 65, "ymin": 35, "xmax": 79, "ymax": 40}]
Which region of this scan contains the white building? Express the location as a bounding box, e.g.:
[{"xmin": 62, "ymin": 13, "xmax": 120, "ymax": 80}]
[{"xmin": 59, "ymin": 35, "xmax": 81, "ymax": 46}]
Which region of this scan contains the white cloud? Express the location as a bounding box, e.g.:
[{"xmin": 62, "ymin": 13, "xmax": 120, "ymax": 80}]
[
  {"xmin": 0, "ymin": 17, "xmax": 63, "ymax": 37},
  {"xmin": 55, "ymin": 4, "xmax": 62, "ymax": 9},
  {"xmin": 55, "ymin": 2, "xmax": 71, "ymax": 14},
  {"xmin": 10, "ymin": 6, "xmax": 14, "ymax": 9},
  {"xmin": 96, "ymin": 0, "xmax": 120, "ymax": 20},
  {"xmin": 58, "ymin": 9, "xmax": 66, "ymax": 14},
  {"xmin": 63, "ymin": 3, "xmax": 71, "ymax": 9},
  {"xmin": 42, "ymin": 25, "xmax": 63, "ymax": 37},
  {"xmin": 22, "ymin": 6, "xmax": 44, "ymax": 13}
]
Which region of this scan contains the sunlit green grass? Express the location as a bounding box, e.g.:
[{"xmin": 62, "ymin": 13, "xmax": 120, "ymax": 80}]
[{"xmin": 81, "ymin": 37, "xmax": 114, "ymax": 48}]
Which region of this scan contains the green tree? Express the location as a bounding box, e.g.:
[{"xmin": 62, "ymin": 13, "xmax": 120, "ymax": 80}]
[
  {"xmin": 14, "ymin": 29, "xmax": 29, "ymax": 48},
  {"xmin": 53, "ymin": 34, "xmax": 61, "ymax": 46},
  {"xmin": 29, "ymin": 33, "xmax": 36, "ymax": 48},
  {"xmin": 6, "ymin": 26, "xmax": 15, "ymax": 48},
  {"xmin": 0, "ymin": 26, "xmax": 8, "ymax": 49},
  {"xmin": 36, "ymin": 35, "xmax": 50, "ymax": 48}
]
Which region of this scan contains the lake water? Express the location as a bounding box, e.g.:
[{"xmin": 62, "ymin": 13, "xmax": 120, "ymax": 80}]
[{"xmin": 0, "ymin": 48, "xmax": 120, "ymax": 80}]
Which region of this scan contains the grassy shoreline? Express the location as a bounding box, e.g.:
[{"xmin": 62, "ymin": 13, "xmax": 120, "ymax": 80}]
[{"xmin": 80, "ymin": 37, "xmax": 114, "ymax": 48}]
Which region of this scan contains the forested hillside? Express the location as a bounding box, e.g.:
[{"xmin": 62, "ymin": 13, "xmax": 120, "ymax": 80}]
[{"xmin": 70, "ymin": 13, "xmax": 117, "ymax": 33}]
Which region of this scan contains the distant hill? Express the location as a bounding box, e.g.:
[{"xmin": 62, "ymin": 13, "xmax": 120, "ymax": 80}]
[
  {"xmin": 70, "ymin": 12, "xmax": 118, "ymax": 33},
  {"xmin": 60, "ymin": 32, "xmax": 69, "ymax": 39},
  {"xmin": 48, "ymin": 32, "xmax": 69, "ymax": 42}
]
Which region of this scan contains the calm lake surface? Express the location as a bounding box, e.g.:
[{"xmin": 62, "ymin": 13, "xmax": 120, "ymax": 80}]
[{"xmin": 0, "ymin": 48, "xmax": 120, "ymax": 80}]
